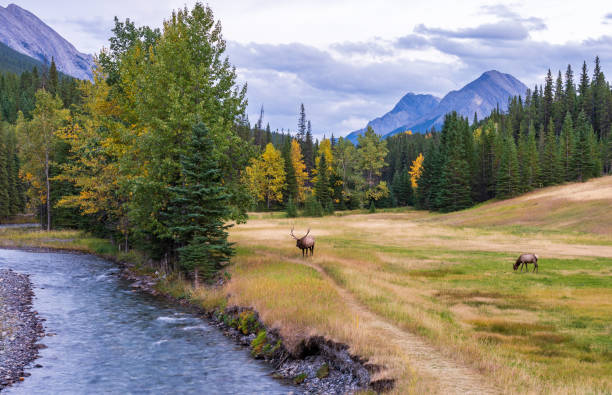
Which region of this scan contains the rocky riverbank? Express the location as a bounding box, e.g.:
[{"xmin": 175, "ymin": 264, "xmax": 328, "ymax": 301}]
[
  {"xmin": 122, "ymin": 263, "xmax": 387, "ymax": 394},
  {"xmin": 0, "ymin": 269, "xmax": 44, "ymax": 389}
]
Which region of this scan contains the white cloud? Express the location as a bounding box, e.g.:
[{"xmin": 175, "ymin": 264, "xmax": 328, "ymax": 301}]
[{"xmin": 3, "ymin": 0, "xmax": 612, "ymax": 137}]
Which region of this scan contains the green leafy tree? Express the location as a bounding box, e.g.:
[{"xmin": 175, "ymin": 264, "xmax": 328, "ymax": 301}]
[
  {"xmin": 17, "ymin": 90, "xmax": 68, "ymax": 230},
  {"xmin": 357, "ymin": 126, "xmax": 388, "ymax": 188}
]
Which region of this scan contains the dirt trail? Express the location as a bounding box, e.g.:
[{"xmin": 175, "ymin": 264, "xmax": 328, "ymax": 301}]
[{"xmin": 278, "ymin": 253, "xmax": 499, "ymax": 394}]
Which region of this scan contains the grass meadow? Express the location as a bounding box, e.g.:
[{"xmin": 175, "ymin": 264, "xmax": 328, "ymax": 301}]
[{"xmin": 1, "ymin": 176, "xmax": 611, "ymax": 394}]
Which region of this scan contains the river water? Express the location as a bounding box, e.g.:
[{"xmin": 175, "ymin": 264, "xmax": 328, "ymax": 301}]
[{"xmin": 0, "ymin": 249, "xmax": 295, "ymax": 394}]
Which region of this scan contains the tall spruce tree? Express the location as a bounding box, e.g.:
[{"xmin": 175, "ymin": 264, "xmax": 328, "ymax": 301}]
[
  {"xmin": 314, "ymin": 152, "xmax": 331, "ymax": 208},
  {"xmin": 559, "ymin": 112, "xmax": 576, "ymax": 181},
  {"xmin": 496, "ymin": 132, "xmax": 520, "ymax": 199},
  {"xmin": 282, "ymin": 136, "xmax": 297, "ymax": 203},
  {"xmin": 303, "ymin": 121, "xmax": 314, "ymax": 172},
  {"xmin": 0, "ymin": 128, "xmax": 9, "ymax": 218},
  {"xmin": 564, "ymin": 64, "xmax": 577, "ymax": 120},
  {"xmin": 297, "ymin": 103, "xmax": 306, "ymax": 142},
  {"xmin": 435, "ymin": 113, "xmax": 473, "ymax": 211},
  {"xmin": 165, "ymin": 123, "xmax": 234, "ymax": 283},
  {"xmin": 578, "ymin": 61, "xmax": 593, "ymax": 120},
  {"xmin": 539, "ymin": 121, "xmax": 561, "ymax": 186}
]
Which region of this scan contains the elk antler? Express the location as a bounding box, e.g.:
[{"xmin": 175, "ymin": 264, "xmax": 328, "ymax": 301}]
[
  {"xmin": 303, "ymin": 228, "xmax": 310, "ymax": 238},
  {"xmin": 290, "ymin": 226, "xmax": 298, "ymax": 239}
]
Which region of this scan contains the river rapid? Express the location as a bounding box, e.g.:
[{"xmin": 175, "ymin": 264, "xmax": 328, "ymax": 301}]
[{"xmin": 0, "ymin": 249, "xmax": 295, "ymax": 394}]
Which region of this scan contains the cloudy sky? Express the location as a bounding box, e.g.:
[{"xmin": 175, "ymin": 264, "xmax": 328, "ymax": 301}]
[{"xmin": 3, "ymin": 1, "xmax": 612, "ymax": 139}]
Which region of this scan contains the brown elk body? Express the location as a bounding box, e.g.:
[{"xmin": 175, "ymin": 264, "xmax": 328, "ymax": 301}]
[
  {"xmin": 514, "ymin": 253, "xmax": 538, "ymax": 273},
  {"xmin": 290, "ymin": 227, "xmax": 315, "ymax": 257}
]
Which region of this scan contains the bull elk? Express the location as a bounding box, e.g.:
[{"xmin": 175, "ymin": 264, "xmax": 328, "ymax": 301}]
[
  {"xmin": 514, "ymin": 253, "xmax": 539, "ymax": 273},
  {"xmin": 290, "ymin": 227, "xmax": 315, "ymax": 257}
]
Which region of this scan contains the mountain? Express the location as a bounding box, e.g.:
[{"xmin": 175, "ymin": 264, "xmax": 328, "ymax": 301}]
[
  {"xmin": 0, "ymin": 40, "xmax": 46, "ymax": 74},
  {"xmin": 347, "ymin": 70, "xmax": 528, "ymax": 142},
  {"xmin": 345, "ymin": 93, "xmax": 440, "ymax": 143},
  {"xmin": 0, "ymin": 4, "xmax": 94, "ymax": 80}
]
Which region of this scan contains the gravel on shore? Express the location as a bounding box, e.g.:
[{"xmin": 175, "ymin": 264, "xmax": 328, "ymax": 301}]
[{"xmin": 0, "ymin": 269, "xmax": 44, "ymax": 389}]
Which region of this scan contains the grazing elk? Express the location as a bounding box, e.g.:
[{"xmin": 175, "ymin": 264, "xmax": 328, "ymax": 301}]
[
  {"xmin": 290, "ymin": 227, "xmax": 315, "ymax": 257},
  {"xmin": 514, "ymin": 253, "xmax": 539, "ymax": 273}
]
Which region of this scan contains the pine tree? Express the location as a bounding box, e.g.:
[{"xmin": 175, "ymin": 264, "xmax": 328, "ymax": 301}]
[
  {"xmin": 436, "ymin": 113, "xmax": 473, "ymax": 211},
  {"xmin": 285, "ymin": 197, "xmax": 298, "ymax": 218},
  {"xmin": 559, "ymin": 112, "xmax": 575, "ymax": 181},
  {"xmin": 578, "ymin": 61, "xmax": 593, "ymax": 120},
  {"xmin": 297, "ymin": 103, "xmax": 306, "ymax": 142},
  {"xmin": 48, "ymin": 58, "xmax": 58, "ymax": 96},
  {"xmin": 543, "ymin": 69, "xmax": 554, "ymax": 129},
  {"xmin": 282, "ymin": 137, "xmax": 297, "ymax": 202},
  {"xmin": 496, "ymin": 132, "xmax": 520, "ymax": 199},
  {"xmin": 564, "ymin": 64, "xmax": 577, "ymax": 120},
  {"xmin": 553, "ymin": 70, "xmax": 565, "ymax": 133},
  {"xmin": 165, "ymin": 123, "xmax": 234, "ymax": 282},
  {"xmin": 571, "ymin": 110, "xmax": 600, "ymax": 181},
  {"xmin": 0, "ymin": 128, "xmax": 9, "ymax": 218},
  {"xmin": 539, "ymin": 121, "xmax": 561, "ymax": 186},
  {"xmin": 524, "ymin": 121, "xmax": 540, "ymax": 190},
  {"xmin": 303, "ymin": 122, "xmax": 314, "ymax": 172},
  {"xmin": 314, "ymin": 153, "xmax": 331, "ymax": 208},
  {"xmin": 591, "ymin": 56, "xmax": 610, "ymax": 140}
]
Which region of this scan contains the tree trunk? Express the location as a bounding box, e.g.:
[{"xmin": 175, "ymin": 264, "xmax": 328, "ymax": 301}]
[
  {"xmin": 45, "ymin": 149, "xmax": 50, "ymax": 231},
  {"xmin": 193, "ymin": 268, "xmax": 199, "ymax": 289}
]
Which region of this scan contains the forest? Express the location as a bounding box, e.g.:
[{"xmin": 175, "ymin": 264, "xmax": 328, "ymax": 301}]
[{"xmin": 0, "ymin": 3, "xmax": 611, "ymax": 281}]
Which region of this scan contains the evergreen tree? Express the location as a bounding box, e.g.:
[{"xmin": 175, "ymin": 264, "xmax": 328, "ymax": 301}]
[
  {"xmin": 552, "ymin": 70, "xmax": 565, "ymax": 133},
  {"xmin": 564, "ymin": 64, "xmax": 577, "ymax": 120},
  {"xmin": 303, "ymin": 122, "xmax": 314, "ymax": 172},
  {"xmin": 165, "ymin": 123, "xmax": 234, "ymax": 282},
  {"xmin": 48, "ymin": 58, "xmax": 58, "ymax": 96},
  {"xmin": 539, "ymin": 121, "xmax": 561, "ymax": 186},
  {"xmin": 559, "ymin": 112, "xmax": 576, "ymax": 181},
  {"xmin": 496, "ymin": 132, "xmax": 520, "ymax": 199},
  {"xmin": 543, "ymin": 69, "xmax": 554, "ymax": 129},
  {"xmin": 314, "ymin": 153, "xmax": 331, "ymax": 208},
  {"xmin": 578, "ymin": 61, "xmax": 593, "ymax": 120},
  {"xmin": 571, "ymin": 111, "xmax": 601, "ymax": 181},
  {"xmin": 436, "ymin": 113, "xmax": 473, "ymax": 211},
  {"xmin": 591, "ymin": 56, "xmax": 610, "ymax": 140},
  {"xmin": 473, "ymin": 123, "xmax": 495, "ymax": 201},
  {"xmin": 297, "ymin": 103, "xmax": 306, "ymax": 142},
  {"xmin": 524, "ymin": 121, "xmax": 540, "ymax": 190},
  {"xmin": 285, "ymin": 197, "xmax": 298, "ymax": 218},
  {"xmin": 281, "ymin": 137, "xmax": 297, "ymax": 202},
  {"xmin": 0, "ymin": 128, "xmax": 9, "ymax": 218}
]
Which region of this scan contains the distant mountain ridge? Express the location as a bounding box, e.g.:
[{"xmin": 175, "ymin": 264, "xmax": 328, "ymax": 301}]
[
  {"xmin": 0, "ymin": 3, "xmax": 94, "ymax": 80},
  {"xmin": 346, "ymin": 70, "xmax": 528, "ymax": 143},
  {"xmin": 348, "ymin": 93, "xmax": 440, "ymax": 142}
]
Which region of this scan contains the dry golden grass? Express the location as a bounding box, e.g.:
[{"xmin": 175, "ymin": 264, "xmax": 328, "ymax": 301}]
[{"xmin": 219, "ymin": 177, "xmax": 612, "ymax": 394}]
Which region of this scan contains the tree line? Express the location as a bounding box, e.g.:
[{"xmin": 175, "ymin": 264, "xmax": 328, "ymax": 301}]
[
  {"xmin": 240, "ymin": 57, "xmax": 611, "ymax": 215},
  {"xmin": 416, "ymin": 58, "xmax": 611, "ymax": 212},
  {"xmin": 2, "ymin": 2, "xmax": 611, "ymax": 283}
]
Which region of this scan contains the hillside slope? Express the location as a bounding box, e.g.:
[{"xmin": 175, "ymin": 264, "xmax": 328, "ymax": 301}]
[
  {"xmin": 436, "ymin": 176, "xmax": 612, "ymax": 235},
  {"xmin": 0, "ymin": 41, "xmax": 45, "ymax": 74},
  {"xmin": 0, "ymin": 4, "xmax": 93, "ymax": 80}
]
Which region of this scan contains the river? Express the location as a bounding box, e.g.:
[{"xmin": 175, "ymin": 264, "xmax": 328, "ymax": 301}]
[{"xmin": 0, "ymin": 249, "xmax": 295, "ymax": 394}]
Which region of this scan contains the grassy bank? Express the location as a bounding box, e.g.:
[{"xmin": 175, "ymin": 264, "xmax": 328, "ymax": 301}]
[{"xmin": 1, "ymin": 177, "xmax": 611, "ymax": 394}]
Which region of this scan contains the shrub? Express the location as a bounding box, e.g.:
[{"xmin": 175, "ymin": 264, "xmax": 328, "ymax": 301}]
[
  {"xmin": 316, "ymin": 363, "xmax": 329, "ymax": 379},
  {"xmin": 304, "ymin": 194, "xmax": 324, "ymax": 217},
  {"xmin": 285, "ymin": 197, "xmax": 298, "ymax": 218}
]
